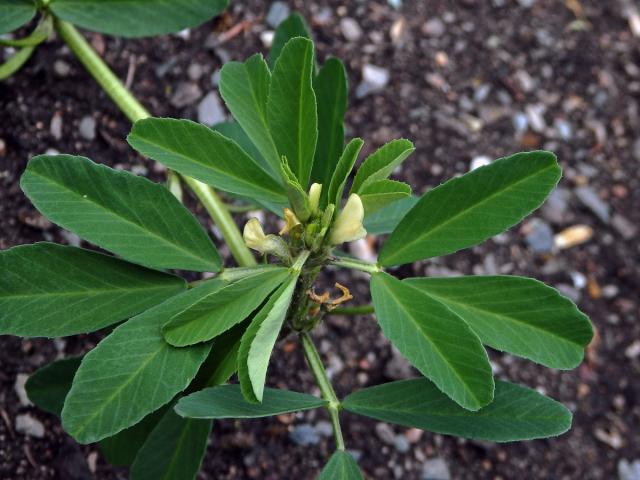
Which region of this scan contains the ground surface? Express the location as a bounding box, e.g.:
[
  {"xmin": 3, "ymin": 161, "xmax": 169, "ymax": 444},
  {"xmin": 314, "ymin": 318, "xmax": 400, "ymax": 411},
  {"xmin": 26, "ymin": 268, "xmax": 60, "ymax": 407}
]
[{"xmin": 1, "ymin": 1, "xmax": 639, "ymax": 479}]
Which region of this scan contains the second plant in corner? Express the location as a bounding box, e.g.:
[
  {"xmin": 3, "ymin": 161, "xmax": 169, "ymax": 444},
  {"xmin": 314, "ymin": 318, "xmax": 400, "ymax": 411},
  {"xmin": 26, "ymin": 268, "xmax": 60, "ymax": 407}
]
[{"xmin": 0, "ymin": 17, "xmax": 593, "ymax": 480}]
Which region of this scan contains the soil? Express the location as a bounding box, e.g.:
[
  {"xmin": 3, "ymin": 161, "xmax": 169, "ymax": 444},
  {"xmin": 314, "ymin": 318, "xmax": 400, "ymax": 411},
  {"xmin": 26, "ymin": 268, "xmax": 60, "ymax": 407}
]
[{"xmin": 1, "ymin": 1, "xmax": 639, "ymax": 479}]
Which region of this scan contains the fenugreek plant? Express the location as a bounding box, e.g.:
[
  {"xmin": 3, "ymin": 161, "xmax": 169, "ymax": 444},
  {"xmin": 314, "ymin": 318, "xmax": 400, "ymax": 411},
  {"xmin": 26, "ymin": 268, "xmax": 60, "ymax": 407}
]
[{"xmin": 1, "ymin": 18, "xmax": 593, "ymax": 480}]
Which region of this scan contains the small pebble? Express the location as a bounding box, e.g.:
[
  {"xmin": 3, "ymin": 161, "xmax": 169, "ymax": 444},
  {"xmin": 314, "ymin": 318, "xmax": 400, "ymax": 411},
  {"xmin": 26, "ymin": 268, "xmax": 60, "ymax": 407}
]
[
  {"xmin": 266, "ymin": 2, "xmax": 290, "ymax": 28},
  {"xmin": 289, "ymin": 424, "xmax": 320, "ymax": 446},
  {"xmin": 554, "ymin": 225, "xmax": 593, "ymax": 249},
  {"xmin": 15, "ymin": 414, "xmax": 45, "ymax": 438},
  {"xmin": 625, "ymin": 340, "xmax": 640, "ymax": 359},
  {"xmin": 187, "ymin": 63, "xmax": 204, "ymax": 81},
  {"xmin": 78, "ymin": 116, "xmax": 96, "ymax": 141},
  {"xmin": 375, "ymin": 423, "xmax": 396, "ymax": 445},
  {"xmin": 197, "ymin": 91, "xmax": 226, "ymax": 126},
  {"xmin": 611, "ymin": 214, "xmax": 637, "ymax": 240},
  {"xmin": 618, "ymin": 459, "xmax": 640, "ymax": 480},
  {"xmin": 170, "ymin": 82, "xmax": 202, "ymax": 108},
  {"xmin": 50, "ymin": 113, "xmax": 63, "ymax": 140},
  {"xmin": 422, "ymin": 18, "xmax": 446, "ymax": 37},
  {"xmin": 575, "ymin": 186, "xmax": 610, "ymax": 223},
  {"xmin": 53, "ymin": 60, "xmax": 71, "ymax": 77},
  {"xmin": 356, "ymin": 64, "xmax": 390, "ymax": 98},
  {"xmin": 14, "ymin": 373, "xmax": 31, "ymax": 406},
  {"xmin": 340, "ymin": 17, "xmax": 362, "ymax": 41},
  {"xmin": 421, "ymin": 458, "xmax": 451, "ymax": 480},
  {"xmin": 469, "ymin": 155, "xmax": 491, "ymax": 171},
  {"xmin": 393, "ymin": 434, "xmax": 410, "ymax": 453},
  {"xmin": 525, "ymin": 219, "xmax": 554, "ymax": 253}
]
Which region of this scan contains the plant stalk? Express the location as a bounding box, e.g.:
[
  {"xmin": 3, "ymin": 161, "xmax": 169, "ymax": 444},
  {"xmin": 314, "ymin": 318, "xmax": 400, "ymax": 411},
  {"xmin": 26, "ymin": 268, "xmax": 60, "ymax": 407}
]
[
  {"xmin": 330, "ymin": 256, "xmax": 381, "ymax": 273},
  {"xmin": 54, "ymin": 19, "xmax": 256, "ymax": 267},
  {"xmin": 300, "ymin": 332, "xmax": 345, "ymax": 451}
]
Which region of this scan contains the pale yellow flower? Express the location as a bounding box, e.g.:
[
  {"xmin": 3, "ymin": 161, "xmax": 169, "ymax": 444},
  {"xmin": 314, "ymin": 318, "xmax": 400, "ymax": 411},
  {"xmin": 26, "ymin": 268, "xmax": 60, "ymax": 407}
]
[
  {"xmin": 308, "ymin": 183, "xmax": 322, "ymax": 214},
  {"xmin": 329, "ymin": 194, "xmax": 367, "ymax": 245}
]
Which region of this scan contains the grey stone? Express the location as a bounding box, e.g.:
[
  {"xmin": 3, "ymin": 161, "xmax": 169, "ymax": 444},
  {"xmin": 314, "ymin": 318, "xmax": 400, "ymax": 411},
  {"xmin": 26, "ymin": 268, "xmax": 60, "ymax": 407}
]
[
  {"xmin": 53, "ymin": 60, "xmax": 71, "ymax": 77},
  {"xmin": 473, "ymin": 83, "xmax": 491, "ymax": 102},
  {"xmin": 289, "ymin": 424, "xmax": 320, "ymax": 446},
  {"xmin": 197, "ymin": 91, "xmax": 226, "ymax": 126},
  {"xmin": 512, "ymin": 112, "xmax": 529, "ymax": 132},
  {"xmin": 525, "ymin": 103, "xmax": 546, "ymax": 132},
  {"xmin": 422, "ymin": 18, "xmax": 445, "ymax": 37},
  {"xmin": 575, "ymin": 186, "xmax": 610, "ymax": 223},
  {"xmin": 525, "ymin": 219, "xmax": 554, "ymax": 253},
  {"xmin": 556, "ymin": 283, "xmax": 581, "ymax": 303},
  {"xmin": 356, "ymin": 64, "xmax": 390, "ymax": 98},
  {"xmin": 211, "ymin": 69, "xmax": 221, "ymax": 87},
  {"xmin": 78, "ymin": 116, "xmax": 96, "ymax": 141},
  {"xmin": 618, "ymin": 459, "xmax": 640, "ymax": 480},
  {"xmin": 375, "ymin": 423, "xmax": 396, "ymax": 445},
  {"xmin": 611, "ymin": 214, "xmax": 637, "ymax": 240},
  {"xmin": 393, "ymin": 434, "xmax": 410, "ymax": 453},
  {"xmin": 421, "ymin": 458, "xmax": 451, "ymax": 480},
  {"xmin": 15, "ymin": 414, "xmax": 45, "ymax": 438},
  {"xmin": 554, "ymin": 118, "xmax": 573, "ymax": 140},
  {"xmin": 340, "ymin": 17, "xmax": 362, "ymax": 41},
  {"xmin": 633, "ymin": 138, "xmax": 640, "ymax": 161},
  {"xmin": 514, "ymin": 69, "xmax": 535, "ymax": 92},
  {"xmin": 266, "ymin": 2, "xmax": 290, "ymax": 28},
  {"xmin": 314, "ymin": 421, "xmax": 333, "ymax": 437},
  {"xmin": 170, "ymin": 82, "xmax": 202, "ymax": 108},
  {"xmin": 50, "ymin": 113, "xmax": 63, "ymax": 140},
  {"xmin": 469, "ymin": 155, "xmax": 491, "ymax": 171},
  {"xmin": 187, "ymin": 62, "xmax": 204, "ymax": 81},
  {"xmin": 14, "ymin": 373, "xmax": 31, "ymax": 406},
  {"xmin": 541, "ymin": 187, "xmax": 569, "ymax": 224}
]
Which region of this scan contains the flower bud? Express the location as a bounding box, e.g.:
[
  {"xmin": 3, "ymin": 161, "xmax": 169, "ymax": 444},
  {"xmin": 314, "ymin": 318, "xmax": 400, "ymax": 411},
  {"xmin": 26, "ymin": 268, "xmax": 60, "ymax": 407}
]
[
  {"xmin": 243, "ymin": 218, "xmax": 289, "ymax": 258},
  {"xmin": 308, "ymin": 183, "xmax": 322, "ymax": 214},
  {"xmin": 329, "ymin": 194, "xmax": 367, "ymax": 245},
  {"xmin": 279, "ymin": 208, "xmax": 301, "ymax": 235}
]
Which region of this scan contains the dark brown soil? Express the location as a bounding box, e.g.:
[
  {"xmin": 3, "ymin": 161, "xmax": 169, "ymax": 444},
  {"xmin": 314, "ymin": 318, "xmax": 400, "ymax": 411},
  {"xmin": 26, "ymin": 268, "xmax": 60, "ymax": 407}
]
[{"xmin": 1, "ymin": 1, "xmax": 639, "ymax": 479}]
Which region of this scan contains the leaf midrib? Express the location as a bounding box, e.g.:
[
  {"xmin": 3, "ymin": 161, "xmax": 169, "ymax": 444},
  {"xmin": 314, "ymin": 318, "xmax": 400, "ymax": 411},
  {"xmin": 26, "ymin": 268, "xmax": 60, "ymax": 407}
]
[
  {"xmin": 131, "ymin": 130, "xmax": 284, "ymax": 199},
  {"xmin": 26, "ymin": 168, "xmax": 212, "ymax": 266},
  {"xmin": 1, "ymin": 282, "xmax": 180, "ymax": 300},
  {"xmin": 408, "ymin": 282, "xmax": 585, "ymax": 348},
  {"xmin": 387, "ymin": 161, "xmax": 558, "ymax": 261},
  {"xmin": 379, "ymin": 278, "xmax": 487, "ymax": 406}
]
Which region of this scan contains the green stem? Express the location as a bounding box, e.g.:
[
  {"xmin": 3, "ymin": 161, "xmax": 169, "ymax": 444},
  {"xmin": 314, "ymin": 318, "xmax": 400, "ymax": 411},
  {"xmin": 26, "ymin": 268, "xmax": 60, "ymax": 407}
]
[
  {"xmin": 184, "ymin": 177, "xmax": 256, "ymax": 267},
  {"xmin": 55, "ymin": 19, "xmax": 256, "ymax": 268},
  {"xmin": 300, "ymin": 332, "xmax": 345, "ymax": 451},
  {"xmin": 55, "ymin": 19, "xmax": 149, "ymax": 123},
  {"xmin": 330, "ymin": 304, "xmax": 374, "ymax": 315},
  {"xmin": 330, "ymin": 256, "xmax": 381, "ymax": 274}
]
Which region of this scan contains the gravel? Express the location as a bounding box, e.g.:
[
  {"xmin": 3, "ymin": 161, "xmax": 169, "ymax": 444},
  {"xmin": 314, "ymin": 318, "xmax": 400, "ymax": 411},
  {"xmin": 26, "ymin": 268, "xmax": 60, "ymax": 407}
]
[
  {"xmin": 197, "ymin": 91, "xmax": 226, "ymax": 126},
  {"xmin": 15, "ymin": 414, "xmax": 45, "ymax": 438}
]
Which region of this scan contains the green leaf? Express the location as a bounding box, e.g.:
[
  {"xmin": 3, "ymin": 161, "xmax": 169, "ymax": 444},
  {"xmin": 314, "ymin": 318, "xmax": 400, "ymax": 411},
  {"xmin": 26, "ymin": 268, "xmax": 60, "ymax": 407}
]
[
  {"xmin": 61, "ymin": 281, "xmax": 224, "ymax": 444},
  {"xmin": 211, "ymin": 121, "xmax": 273, "ymax": 181},
  {"xmin": 268, "ymin": 13, "xmax": 311, "ymax": 68},
  {"xmin": 311, "ymin": 58, "xmax": 348, "ymax": 201},
  {"xmin": 350, "ymin": 139, "xmax": 415, "ymax": 194},
  {"xmin": 0, "ymin": 243, "xmax": 186, "ymax": 337},
  {"xmin": 219, "ymin": 54, "xmax": 281, "ymax": 175},
  {"xmin": 25, "ymin": 357, "xmax": 82, "ymax": 416},
  {"xmin": 0, "ymin": 45, "xmax": 35, "ymax": 80},
  {"xmin": 162, "ymin": 267, "xmax": 289, "ymax": 347},
  {"xmin": 100, "ymin": 407, "xmax": 169, "ymax": 466},
  {"xmin": 128, "ymin": 118, "xmax": 286, "ymax": 208},
  {"xmin": 363, "ymin": 195, "xmax": 418, "ymax": 235},
  {"xmin": 0, "ymin": 0, "xmax": 35, "ymax": 34},
  {"xmin": 238, "ymin": 275, "xmax": 298, "ymax": 402},
  {"xmin": 130, "ymin": 409, "xmax": 211, "ymax": 480},
  {"xmin": 267, "ymin": 37, "xmax": 317, "ymax": 187},
  {"xmin": 404, "ymin": 276, "xmax": 593, "ymax": 369},
  {"xmin": 49, "ymin": 0, "xmax": 228, "ymax": 38},
  {"xmin": 326, "ymin": 138, "xmax": 364, "ymax": 210},
  {"xmin": 379, "ymin": 151, "xmax": 561, "ymax": 266},
  {"xmin": 175, "ymin": 384, "xmax": 326, "ymax": 419},
  {"xmin": 318, "ymin": 451, "xmax": 364, "ymax": 480},
  {"xmin": 343, "ymin": 379, "xmax": 572, "ymax": 442},
  {"xmin": 360, "ymin": 180, "xmax": 411, "ymax": 215},
  {"xmin": 370, "ymin": 272, "xmax": 494, "ymax": 411},
  {"xmin": 21, "ymin": 155, "xmax": 220, "ymax": 272}
]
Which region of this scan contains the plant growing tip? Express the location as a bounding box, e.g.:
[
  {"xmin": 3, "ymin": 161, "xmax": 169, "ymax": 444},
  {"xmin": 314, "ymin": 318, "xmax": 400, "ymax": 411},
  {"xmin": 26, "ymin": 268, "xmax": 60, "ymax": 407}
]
[{"xmin": 2, "ymin": 9, "xmax": 594, "ymax": 480}]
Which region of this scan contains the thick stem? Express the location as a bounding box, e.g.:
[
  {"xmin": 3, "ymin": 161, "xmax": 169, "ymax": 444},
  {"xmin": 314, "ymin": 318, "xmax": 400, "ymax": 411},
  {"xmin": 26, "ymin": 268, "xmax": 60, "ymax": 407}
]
[
  {"xmin": 55, "ymin": 20, "xmax": 256, "ymax": 267},
  {"xmin": 300, "ymin": 332, "xmax": 345, "ymax": 451},
  {"xmin": 330, "ymin": 304, "xmax": 374, "ymax": 315},
  {"xmin": 184, "ymin": 177, "xmax": 256, "ymax": 267},
  {"xmin": 330, "ymin": 256, "xmax": 381, "ymax": 274}
]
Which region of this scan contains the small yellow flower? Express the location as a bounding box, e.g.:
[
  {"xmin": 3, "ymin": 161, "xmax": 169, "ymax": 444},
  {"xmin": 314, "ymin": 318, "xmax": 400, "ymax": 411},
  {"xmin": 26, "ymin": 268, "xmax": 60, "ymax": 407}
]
[
  {"xmin": 243, "ymin": 218, "xmax": 288, "ymax": 257},
  {"xmin": 308, "ymin": 183, "xmax": 322, "ymax": 214},
  {"xmin": 279, "ymin": 208, "xmax": 301, "ymax": 235},
  {"xmin": 329, "ymin": 194, "xmax": 367, "ymax": 245}
]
